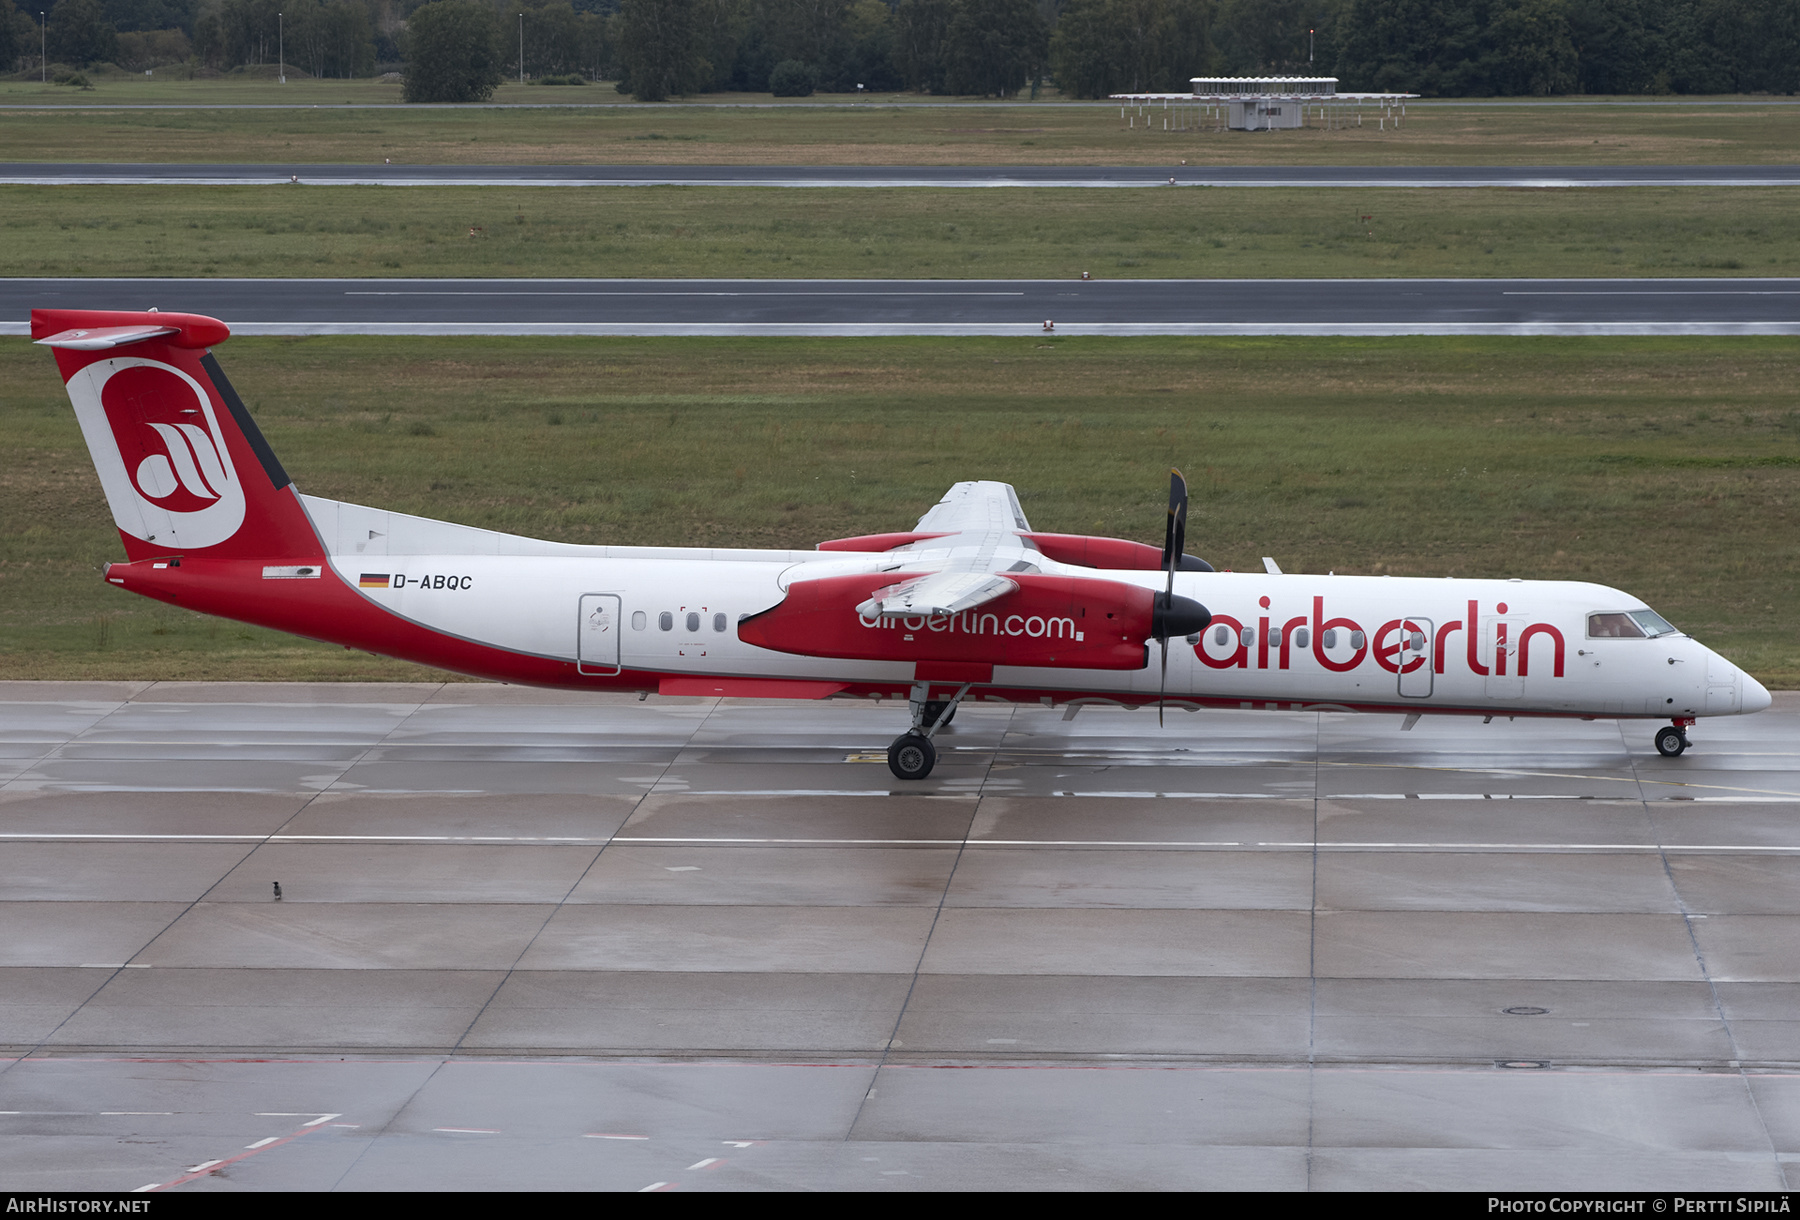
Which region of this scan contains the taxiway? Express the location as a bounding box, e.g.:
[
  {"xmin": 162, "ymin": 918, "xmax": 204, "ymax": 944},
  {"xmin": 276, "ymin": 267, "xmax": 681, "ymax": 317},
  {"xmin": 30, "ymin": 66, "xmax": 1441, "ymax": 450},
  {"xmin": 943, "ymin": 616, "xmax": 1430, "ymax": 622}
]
[
  {"xmin": 5, "ymin": 162, "xmax": 1797, "ymax": 188},
  {"xmin": 8, "ymin": 276, "xmax": 1800, "ymax": 337}
]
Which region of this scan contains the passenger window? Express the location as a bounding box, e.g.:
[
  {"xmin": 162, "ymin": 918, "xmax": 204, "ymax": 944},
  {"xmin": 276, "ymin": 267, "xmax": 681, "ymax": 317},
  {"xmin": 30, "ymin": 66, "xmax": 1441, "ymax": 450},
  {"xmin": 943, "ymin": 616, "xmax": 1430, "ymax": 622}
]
[
  {"xmin": 1588, "ymin": 613, "xmax": 1645, "ymax": 639},
  {"xmin": 686, "ymin": 611, "xmax": 700, "ymax": 633},
  {"xmin": 1294, "ymin": 627, "xmax": 1309, "ymax": 649},
  {"xmin": 1350, "ymin": 630, "xmax": 1366, "ymax": 649},
  {"xmin": 658, "ymin": 612, "xmax": 673, "ymax": 631},
  {"xmin": 1321, "ymin": 628, "xmax": 1337, "ymax": 649},
  {"xmin": 1409, "ymin": 630, "xmax": 1425, "ymax": 650},
  {"xmin": 1213, "ymin": 625, "xmax": 1230, "ymax": 646},
  {"xmin": 1240, "ymin": 627, "xmax": 1255, "ymax": 647},
  {"xmin": 631, "ymin": 611, "xmax": 646, "ymax": 631},
  {"xmin": 1270, "ymin": 629, "xmax": 1283, "ymax": 649},
  {"xmin": 713, "ymin": 613, "xmax": 727, "ymax": 632}
]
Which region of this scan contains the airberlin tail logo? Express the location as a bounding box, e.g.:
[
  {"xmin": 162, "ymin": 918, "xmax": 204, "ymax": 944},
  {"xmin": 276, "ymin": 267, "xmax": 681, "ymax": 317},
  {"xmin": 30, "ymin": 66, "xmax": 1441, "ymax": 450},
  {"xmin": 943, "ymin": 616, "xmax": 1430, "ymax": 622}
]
[
  {"xmin": 68, "ymin": 357, "xmax": 247, "ymax": 550},
  {"xmin": 134, "ymin": 420, "xmax": 229, "ymax": 508}
]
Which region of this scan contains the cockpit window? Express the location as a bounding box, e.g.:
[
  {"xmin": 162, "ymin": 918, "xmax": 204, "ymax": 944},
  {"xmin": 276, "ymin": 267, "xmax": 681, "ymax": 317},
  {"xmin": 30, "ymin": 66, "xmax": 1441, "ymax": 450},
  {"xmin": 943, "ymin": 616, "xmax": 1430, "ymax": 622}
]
[
  {"xmin": 1588, "ymin": 609, "xmax": 1681, "ymax": 639},
  {"xmin": 1588, "ymin": 613, "xmax": 1645, "ymax": 639},
  {"xmin": 1628, "ymin": 608, "xmax": 1679, "ymax": 638}
]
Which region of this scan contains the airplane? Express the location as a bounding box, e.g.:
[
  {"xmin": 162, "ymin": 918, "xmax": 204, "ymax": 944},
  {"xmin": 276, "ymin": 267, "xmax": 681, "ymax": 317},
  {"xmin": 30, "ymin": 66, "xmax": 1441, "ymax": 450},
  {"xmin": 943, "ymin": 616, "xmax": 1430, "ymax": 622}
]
[{"xmin": 35, "ymin": 307, "xmax": 1771, "ymax": 780}]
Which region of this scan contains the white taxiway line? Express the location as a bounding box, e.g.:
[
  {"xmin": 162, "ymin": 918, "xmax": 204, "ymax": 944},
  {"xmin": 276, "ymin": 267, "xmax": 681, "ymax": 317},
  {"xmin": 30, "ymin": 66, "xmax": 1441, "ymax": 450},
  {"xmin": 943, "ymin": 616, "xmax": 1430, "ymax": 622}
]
[{"xmin": 4, "ymin": 831, "xmax": 1799, "ymax": 852}]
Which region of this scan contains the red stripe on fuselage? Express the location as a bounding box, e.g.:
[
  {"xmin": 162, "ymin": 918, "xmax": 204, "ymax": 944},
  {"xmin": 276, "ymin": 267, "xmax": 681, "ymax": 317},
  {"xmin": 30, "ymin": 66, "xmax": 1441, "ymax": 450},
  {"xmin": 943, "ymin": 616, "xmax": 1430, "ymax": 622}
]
[{"xmin": 107, "ymin": 556, "xmax": 608, "ymax": 687}]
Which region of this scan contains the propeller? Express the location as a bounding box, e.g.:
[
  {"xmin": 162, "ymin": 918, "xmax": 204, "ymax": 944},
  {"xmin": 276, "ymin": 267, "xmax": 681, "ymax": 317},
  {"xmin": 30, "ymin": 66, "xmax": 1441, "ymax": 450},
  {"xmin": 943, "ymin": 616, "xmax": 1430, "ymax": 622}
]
[
  {"xmin": 1159, "ymin": 470, "xmax": 1185, "ymax": 724},
  {"xmin": 1152, "ymin": 469, "xmax": 1212, "ymax": 725}
]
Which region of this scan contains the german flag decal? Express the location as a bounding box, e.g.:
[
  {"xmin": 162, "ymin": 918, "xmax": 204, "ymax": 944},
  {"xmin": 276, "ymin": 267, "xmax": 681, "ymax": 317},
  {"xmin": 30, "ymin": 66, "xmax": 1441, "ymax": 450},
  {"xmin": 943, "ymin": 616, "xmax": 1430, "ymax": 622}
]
[{"xmin": 359, "ymin": 573, "xmax": 391, "ymax": 589}]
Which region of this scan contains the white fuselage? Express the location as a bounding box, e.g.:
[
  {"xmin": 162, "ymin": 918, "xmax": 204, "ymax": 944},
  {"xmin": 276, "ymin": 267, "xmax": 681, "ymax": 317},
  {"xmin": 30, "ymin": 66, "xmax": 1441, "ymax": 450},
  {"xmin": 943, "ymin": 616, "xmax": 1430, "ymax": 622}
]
[{"xmin": 308, "ymin": 495, "xmax": 1767, "ymax": 720}]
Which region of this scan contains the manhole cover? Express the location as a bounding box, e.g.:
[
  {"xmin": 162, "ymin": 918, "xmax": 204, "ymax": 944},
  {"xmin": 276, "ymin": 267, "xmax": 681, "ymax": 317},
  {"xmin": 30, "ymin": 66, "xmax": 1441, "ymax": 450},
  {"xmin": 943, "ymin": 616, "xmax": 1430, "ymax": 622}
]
[{"xmin": 1502, "ymin": 1006, "xmax": 1550, "ymax": 1016}]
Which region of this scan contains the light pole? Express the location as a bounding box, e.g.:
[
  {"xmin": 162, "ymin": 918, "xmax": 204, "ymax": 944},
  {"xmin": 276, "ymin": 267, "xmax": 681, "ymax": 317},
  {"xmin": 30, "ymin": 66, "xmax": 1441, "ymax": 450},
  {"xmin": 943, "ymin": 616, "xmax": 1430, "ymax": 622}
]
[
  {"xmin": 1309, "ymin": 28, "xmax": 1314, "ymax": 64},
  {"xmin": 518, "ymin": 13, "xmax": 524, "ymax": 86},
  {"xmin": 39, "ymin": 11, "xmax": 45, "ymax": 83},
  {"xmin": 278, "ymin": 12, "xmax": 285, "ymax": 83}
]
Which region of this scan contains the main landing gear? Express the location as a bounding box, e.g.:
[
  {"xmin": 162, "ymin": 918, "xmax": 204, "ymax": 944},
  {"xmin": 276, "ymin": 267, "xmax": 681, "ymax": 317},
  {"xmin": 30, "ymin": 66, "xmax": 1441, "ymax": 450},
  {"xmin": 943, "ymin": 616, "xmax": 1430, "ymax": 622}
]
[
  {"xmin": 1655, "ymin": 718, "xmax": 1695, "ymax": 757},
  {"xmin": 887, "ymin": 682, "xmax": 971, "ymax": 781}
]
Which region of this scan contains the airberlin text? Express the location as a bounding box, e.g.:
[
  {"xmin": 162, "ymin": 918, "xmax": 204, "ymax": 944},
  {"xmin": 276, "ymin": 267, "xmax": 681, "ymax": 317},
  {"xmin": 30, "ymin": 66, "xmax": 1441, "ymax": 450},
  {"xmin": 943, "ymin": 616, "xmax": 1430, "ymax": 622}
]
[
  {"xmin": 1197, "ymin": 596, "xmax": 1565, "ymax": 679},
  {"xmin": 858, "ymin": 610, "xmax": 1081, "ymax": 642}
]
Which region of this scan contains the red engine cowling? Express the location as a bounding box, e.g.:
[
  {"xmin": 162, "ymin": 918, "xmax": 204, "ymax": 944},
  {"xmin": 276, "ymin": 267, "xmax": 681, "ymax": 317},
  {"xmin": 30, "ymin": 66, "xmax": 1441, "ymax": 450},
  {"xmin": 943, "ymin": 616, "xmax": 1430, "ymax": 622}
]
[
  {"xmin": 738, "ymin": 572, "xmax": 1155, "ymax": 670},
  {"xmin": 1023, "ymin": 533, "xmax": 1167, "ymax": 570}
]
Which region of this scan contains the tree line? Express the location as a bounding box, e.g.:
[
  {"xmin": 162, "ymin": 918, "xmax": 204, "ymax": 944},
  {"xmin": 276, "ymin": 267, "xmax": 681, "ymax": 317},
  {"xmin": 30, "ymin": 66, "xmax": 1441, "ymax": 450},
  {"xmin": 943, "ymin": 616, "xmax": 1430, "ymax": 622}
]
[{"xmin": 5, "ymin": 0, "xmax": 1795, "ymax": 97}]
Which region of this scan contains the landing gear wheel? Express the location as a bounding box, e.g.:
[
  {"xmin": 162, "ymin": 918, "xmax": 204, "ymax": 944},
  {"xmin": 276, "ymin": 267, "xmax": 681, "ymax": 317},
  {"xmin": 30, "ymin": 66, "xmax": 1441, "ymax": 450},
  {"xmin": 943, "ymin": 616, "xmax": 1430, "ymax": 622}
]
[
  {"xmin": 1655, "ymin": 726, "xmax": 1688, "ymax": 757},
  {"xmin": 922, "ymin": 700, "xmax": 956, "ymax": 729},
  {"xmin": 888, "ymin": 733, "xmax": 937, "ymax": 781}
]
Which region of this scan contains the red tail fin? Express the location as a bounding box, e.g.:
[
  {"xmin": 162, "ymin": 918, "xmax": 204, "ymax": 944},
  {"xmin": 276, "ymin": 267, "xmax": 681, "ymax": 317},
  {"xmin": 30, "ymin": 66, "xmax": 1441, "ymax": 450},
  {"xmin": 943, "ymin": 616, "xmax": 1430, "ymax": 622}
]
[{"xmin": 33, "ymin": 309, "xmax": 321, "ymax": 563}]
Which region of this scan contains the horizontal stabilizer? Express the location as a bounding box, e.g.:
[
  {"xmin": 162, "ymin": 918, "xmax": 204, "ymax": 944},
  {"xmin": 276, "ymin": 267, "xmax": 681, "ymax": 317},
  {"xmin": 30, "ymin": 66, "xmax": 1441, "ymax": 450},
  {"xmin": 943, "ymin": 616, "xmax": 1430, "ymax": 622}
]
[
  {"xmin": 856, "ymin": 571, "xmax": 1018, "ymax": 619},
  {"xmin": 31, "ymin": 309, "xmax": 231, "ymax": 350},
  {"xmin": 35, "ymin": 324, "xmax": 180, "ymax": 351}
]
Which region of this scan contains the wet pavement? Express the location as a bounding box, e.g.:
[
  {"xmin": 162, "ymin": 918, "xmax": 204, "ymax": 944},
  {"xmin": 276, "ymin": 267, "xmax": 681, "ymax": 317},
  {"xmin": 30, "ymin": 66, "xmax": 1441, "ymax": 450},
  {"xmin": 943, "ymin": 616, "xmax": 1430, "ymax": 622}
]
[{"xmin": 1, "ymin": 681, "xmax": 1795, "ymax": 1191}]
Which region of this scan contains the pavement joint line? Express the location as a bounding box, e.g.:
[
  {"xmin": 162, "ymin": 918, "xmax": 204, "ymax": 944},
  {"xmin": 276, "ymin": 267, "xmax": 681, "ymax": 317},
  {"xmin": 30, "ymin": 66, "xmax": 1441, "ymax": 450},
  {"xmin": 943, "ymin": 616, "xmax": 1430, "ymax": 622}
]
[
  {"xmin": 847, "ymin": 704, "xmax": 1013, "ymax": 1138},
  {"xmin": 2, "ymin": 687, "xmax": 444, "ymax": 1085},
  {"xmin": 320, "ymin": 697, "xmax": 718, "ymax": 1188},
  {"xmin": 0, "ymin": 690, "xmax": 187, "ymax": 1085},
  {"xmin": 324, "ymin": 695, "xmax": 731, "ymax": 1187},
  {"xmin": 1631, "ymin": 722, "xmax": 1792, "ymax": 1192}
]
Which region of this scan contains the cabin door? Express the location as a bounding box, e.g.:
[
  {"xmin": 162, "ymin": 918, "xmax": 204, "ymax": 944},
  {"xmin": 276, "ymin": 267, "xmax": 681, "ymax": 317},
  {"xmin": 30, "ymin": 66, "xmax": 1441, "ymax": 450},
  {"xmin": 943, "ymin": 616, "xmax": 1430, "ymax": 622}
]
[
  {"xmin": 577, "ymin": 594, "xmax": 622, "ymax": 676},
  {"xmin": 1397, "ymin": 617, "xmax": 1434, "ymax": 698}
]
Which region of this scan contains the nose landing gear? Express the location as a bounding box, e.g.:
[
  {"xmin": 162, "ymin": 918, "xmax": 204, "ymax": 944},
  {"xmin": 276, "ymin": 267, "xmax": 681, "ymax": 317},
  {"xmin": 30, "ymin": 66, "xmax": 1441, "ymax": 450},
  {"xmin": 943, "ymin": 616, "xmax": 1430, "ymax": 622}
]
[
  {"xmin": 887, "ymin": 732, "xmax": 936, "ymax": 781},
  {"xmin": 886, "ymin": 682, "xmax": 972, "ymax": 781},
  {"xmin": 1655, "ymin": 718, "xmax": 1694, "ymax": 757}
]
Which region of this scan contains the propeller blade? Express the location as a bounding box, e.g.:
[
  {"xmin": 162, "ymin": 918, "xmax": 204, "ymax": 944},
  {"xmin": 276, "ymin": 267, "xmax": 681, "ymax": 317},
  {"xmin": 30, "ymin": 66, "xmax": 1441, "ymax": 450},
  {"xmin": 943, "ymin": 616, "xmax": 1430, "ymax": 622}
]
[
  {"xmin": 1159, "ymin": 469, "xmax": 1190, "ymax": 728},
  {"xmin": 1162, "ymin": 469, "xmax": 1188, "ymax": 579}
]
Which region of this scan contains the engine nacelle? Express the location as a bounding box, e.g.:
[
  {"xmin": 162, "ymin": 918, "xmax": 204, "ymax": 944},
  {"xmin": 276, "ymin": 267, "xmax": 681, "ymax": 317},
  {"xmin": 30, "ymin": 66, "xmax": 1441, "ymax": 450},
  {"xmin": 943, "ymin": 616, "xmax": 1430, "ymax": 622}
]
[
  {"xmin": 1024, "ymin": 533, "xmax": 1214, "ymax": 572},
  {"xmin": 739, "ymin": 572, "xmax": 1164, "ymax": 670}
]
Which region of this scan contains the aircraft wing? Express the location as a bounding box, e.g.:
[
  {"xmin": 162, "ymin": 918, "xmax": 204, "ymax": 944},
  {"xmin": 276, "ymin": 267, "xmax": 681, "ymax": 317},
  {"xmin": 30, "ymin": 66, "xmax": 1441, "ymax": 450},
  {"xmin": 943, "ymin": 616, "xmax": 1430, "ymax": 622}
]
[
  {"xmin": 855, "ymin": 571, "xmax": 1019, "ymax": 619},
  {"xmin": 914, "ymin": 481, "xmax": 1032, "ymax": 535}
]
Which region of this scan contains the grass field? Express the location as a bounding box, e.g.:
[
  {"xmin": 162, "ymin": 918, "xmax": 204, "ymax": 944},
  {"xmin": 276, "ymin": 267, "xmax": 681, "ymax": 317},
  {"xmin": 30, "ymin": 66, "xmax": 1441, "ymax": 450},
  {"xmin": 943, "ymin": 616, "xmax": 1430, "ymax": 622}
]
[
  {"xmin": 4, "ymin": 184, "xmax": 1791, "ymax": 279},
  {"xmin": 4, "ymin": 82, "xmax": 1800, "ymax": 166},
  {"xmin": 4, "ymin": 334, "xmax": 1796, "ymax": 685}
]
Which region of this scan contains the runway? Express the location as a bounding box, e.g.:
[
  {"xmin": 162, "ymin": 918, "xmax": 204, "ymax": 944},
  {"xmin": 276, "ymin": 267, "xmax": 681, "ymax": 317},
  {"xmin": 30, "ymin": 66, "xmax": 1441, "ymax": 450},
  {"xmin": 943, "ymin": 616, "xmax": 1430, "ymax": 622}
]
[
  {"xmin": 2, "ymin": 681, "xmax": 1798, "ymax": 1191},
  {"xmin": 10, "ymin": 276, "xmax": 1800, "ymax": 337},
  {"xmin": 6, "ymin": 162, "xmax": 1798, "ymax": 188}
]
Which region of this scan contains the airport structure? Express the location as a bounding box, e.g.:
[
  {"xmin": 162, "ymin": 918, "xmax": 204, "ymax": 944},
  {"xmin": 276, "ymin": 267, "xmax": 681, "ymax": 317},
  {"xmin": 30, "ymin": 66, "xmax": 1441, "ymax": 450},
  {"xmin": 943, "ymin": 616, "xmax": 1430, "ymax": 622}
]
[{"xmin": 1113, "ymin": 76, "xmax": 1419, "ymax": 132}]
